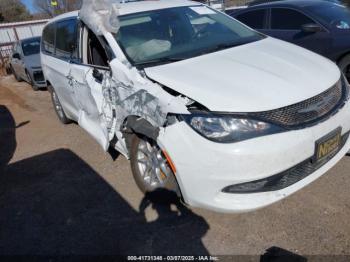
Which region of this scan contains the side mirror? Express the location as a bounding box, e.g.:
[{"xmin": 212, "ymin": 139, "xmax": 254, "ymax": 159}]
[
  {"xmin": 92, "ymin": 68, "xmax": 104, "ymax": 83},
  {"xmin": 302, "ymin": 23, "xmax": 323, "ymax": 33},
  {"xmin": 12, "ymin": 53, "xmax": 21, "ymax": 60}
]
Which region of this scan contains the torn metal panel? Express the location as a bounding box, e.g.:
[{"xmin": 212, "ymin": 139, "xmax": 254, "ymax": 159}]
[
  {"xmin": 79, "ymin": 0, "xmax": 120, "ymax": 36},
  {"xmin": 103, "ymin": 59, "xmax": 190, "ymax": 129},
  {"xmin": 98, "ymin": 58, "xmax": 190, "ymax": 157},
  {"xmin": 125, "ymin": 117, "xmax": 160, "ymax": 141},
  {"xmin": 67, "ymin": 67, "xmax": 110, "ymax": 151}
]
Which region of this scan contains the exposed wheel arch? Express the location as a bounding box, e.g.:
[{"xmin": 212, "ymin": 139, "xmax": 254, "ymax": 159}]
[
  {"xmin": 123, "ymin": 116, "xmax": 160, "ymax": 141},
  {"xmin": 121, "ymin": 115, "xmax": 160, "ymax": 153}
]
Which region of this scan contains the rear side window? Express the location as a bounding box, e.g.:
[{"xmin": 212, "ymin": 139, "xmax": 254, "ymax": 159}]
[
  {"xmin": 236, "ymin": 9, "xmax": 266, "ymax": 29},
  {"xmin": 42, "ymin": 23, "xmax": 55, "ymax": 54},
  {"xmin": 271, "ymin": 8, "xmax": 314, "ymax": 30},
  {"xmin": 55, "ymin": 19, "xmax": 78, "ymax": 60}
]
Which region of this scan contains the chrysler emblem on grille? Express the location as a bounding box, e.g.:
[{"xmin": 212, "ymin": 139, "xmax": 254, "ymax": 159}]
[{"xmin": 298, "ymin": 95, "xmax": 334, "ymax": 115}]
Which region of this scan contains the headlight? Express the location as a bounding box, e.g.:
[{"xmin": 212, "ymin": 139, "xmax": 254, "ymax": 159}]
[{"xmin": 182, "ymin": 114, "xmax": 284, "ymax": 143}]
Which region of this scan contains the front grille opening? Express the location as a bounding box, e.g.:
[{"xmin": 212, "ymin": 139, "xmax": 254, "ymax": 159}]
[
  {"xmin": 251, "ymin": 79, "xmax": 347, "ymax": 128},
  {"xmin": 222, "ymin": 132, "xmax": 350, "ymax": 194},
  {"xmin": 33, "ymin": 71, "xmax": 45, "ymax": 82}
]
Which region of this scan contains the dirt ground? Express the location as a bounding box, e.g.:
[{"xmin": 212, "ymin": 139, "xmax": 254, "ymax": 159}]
[{"xmin": 0, "ymin": 75, "xmax": 350, "ymax": 258}]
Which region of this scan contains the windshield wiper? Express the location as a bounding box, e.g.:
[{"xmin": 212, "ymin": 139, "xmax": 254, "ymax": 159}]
[{"xmin": 134, "ymin": 56, "xmax": 185, "ymax": 67}]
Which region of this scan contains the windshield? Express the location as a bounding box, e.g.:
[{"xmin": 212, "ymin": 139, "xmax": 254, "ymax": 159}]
[
  {"xmin": 306, "ymin": 4, "xmax": 350, "ymax": 29},
  {"xmin": 115, "ymin": 5, "xmax": 264, "ymax": 67},
  {"xmin": 22, "ymin": 38, "xmax": 41, "ymax": 56}
]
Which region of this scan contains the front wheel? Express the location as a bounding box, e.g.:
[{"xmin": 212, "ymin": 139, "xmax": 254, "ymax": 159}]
[{"xmin": 130, "ymin": 134, "xmax": 180, "ymax": 195}]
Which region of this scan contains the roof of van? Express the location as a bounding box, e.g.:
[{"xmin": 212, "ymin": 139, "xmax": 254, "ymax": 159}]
[{"xmin": 49, "ymin": 0, "xmax": 199, "ymax": 23}]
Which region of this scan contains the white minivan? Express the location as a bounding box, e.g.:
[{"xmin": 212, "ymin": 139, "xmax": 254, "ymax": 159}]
[{"xmin": 41, "ymin": 0, "xmax": 350, "ymax": 213}]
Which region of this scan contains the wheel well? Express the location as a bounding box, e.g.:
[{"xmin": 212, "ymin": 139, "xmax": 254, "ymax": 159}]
[
  {"xmin": 121, "ymin": 115, "xmax": 160, "ymax": 151},
  {"xmin": 123, "ymin": 116, "xmax": 159, "ymax": 140}
]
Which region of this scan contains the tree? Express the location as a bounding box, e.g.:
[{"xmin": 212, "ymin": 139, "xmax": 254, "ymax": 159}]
[
  {"xmin": 0, "ymin": 0, "xmax": 32, "ymax": 22},
  {"xmin": 33, "ymin": 0, "xmax": 82, "ymax": 17}
]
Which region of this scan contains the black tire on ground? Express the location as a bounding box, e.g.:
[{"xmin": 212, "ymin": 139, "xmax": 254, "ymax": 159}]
[
  {"xmin": 26, "ymin": 71, "xmax": 39, "ymax": 91},
  {"xmin": 130, "ymin": 134, "xmax": 180, "ymax": 195},
  {"xmin": 50, "ymin": 87, "xmax": 72, "ymax": 124},
  {"xmin": 11, "ymin": 66, "xmax": 22, "ymax": 82},
  {"xmin": 338, "ymin": 54, "xmax": 350, "ymax": 82}
]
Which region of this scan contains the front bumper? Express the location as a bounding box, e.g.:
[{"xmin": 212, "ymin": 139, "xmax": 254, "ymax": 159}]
[
  {"xmin": 30, "ymin": 69, "xmax": 47, "ymax": 88},
  {"xmin": 157, "ymin": 100, "xmax": 350, "ymax": 213}
]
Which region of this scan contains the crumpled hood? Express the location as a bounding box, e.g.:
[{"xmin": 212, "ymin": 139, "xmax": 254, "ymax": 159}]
[
  {"xmin": 23, "ymin": 53, "xmax": 42, "ymax": 69},
  {"xmin": 145, "ymin": 37, "xmax": 341, "ymax": 112}
]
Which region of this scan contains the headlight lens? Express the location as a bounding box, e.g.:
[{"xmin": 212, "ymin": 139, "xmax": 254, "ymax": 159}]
[{"xmin": 183, "ymin": 114, "xmax": 284, "ymax": 143}]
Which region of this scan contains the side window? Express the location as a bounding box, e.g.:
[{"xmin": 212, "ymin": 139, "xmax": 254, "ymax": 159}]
[
  {"xmin": 55, "ymin": 19, "xmax": 78, "ymax": 60},
  {"xmin": 236, "ymin": 9, "xmax": 266, "ymax": 29},
  {"xmin": 87, "ymin": 30, "xmax": 109, "ymax": 67},
  {"xmin": 42, "ymin": 23, "xmax": 55, "ymax": 55},
  {"xmin": 271, "ymin": 8, "xmax": 314, "ymax": 30}
]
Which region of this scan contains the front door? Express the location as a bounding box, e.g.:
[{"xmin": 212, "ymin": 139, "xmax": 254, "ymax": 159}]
[
  {"xmin": 266, "ymin": 8, "xmax": 331, "ymax": 56},
  {"xmin": 68, "ymin": 64, "xmax": 110, "ymax": 151}
]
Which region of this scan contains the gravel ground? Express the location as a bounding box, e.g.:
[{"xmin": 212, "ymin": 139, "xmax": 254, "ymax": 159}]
[{"xmin": 0, "ymin": 75, "xmax": 349, "ymax": 258}]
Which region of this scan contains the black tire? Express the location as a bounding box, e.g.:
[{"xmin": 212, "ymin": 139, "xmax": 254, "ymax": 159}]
[
  {"xmin": 26, "ymin": 71, "xmax": 39, "ymax": 91},
  {"xmin": 338, "ymin": 54, "xmax": 350, "ymax": 82},
  {"xmin": 130, "ymin": 134, "xmax": 180, "ymax": 195},
  {"xmin": 11, "ymin": 66, "xmax": 22, "ymax": 82},
  {"xmin": 50, "ymin": 88, "xmax": 72, "ymax": 124}
]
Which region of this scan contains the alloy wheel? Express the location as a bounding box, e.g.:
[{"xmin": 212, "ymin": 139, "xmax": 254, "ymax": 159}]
[{"xmin": 136, "ymin": 139, "xmax": 173, "ymax": 188}]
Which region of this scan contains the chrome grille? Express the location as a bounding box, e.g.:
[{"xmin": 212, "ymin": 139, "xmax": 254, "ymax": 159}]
[{"xmin": 253, "ymin": 80, "xmax": 345, "ymax": 127}]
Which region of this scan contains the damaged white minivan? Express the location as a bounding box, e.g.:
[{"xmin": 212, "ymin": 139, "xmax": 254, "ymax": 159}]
[{"xmin": 41, "ymin": 0, "xmax": 350, "ymax": 213}]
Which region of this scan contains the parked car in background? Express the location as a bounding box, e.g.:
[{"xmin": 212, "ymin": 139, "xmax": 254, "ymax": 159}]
[
  {"xmin": 247, "ymin": 0, "xmax": 342, "ymax": 6},
  {"xmin": 228, "ymin": 0, "xmax": 350, "ymax": 82},
  {"xmin": 10, "ymin": 36, "xmax": 46, "ymax": 91},
  {"xmin": 42, "ymin": 0, "xmax": 350, "ymax": 213}
]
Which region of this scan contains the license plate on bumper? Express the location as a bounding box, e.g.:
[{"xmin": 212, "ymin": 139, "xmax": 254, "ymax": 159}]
[{"xmin": 315, "ymin": 127, "xmax": 342, "ymax": 163}]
